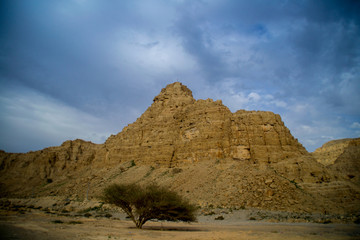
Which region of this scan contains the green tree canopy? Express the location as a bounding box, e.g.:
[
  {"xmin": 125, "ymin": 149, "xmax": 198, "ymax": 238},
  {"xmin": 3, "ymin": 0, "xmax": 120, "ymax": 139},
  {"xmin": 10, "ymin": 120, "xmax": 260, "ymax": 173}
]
[{"xmin": 102, "ymin": 183, "xmax": 197, "ymax": 229}]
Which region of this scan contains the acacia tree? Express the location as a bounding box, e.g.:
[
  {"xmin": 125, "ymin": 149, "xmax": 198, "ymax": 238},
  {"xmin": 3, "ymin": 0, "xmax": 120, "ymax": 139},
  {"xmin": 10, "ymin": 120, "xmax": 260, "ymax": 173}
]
[{"xmin": 102, "ymin": 183, "xmax": 197, "ymax": 229}]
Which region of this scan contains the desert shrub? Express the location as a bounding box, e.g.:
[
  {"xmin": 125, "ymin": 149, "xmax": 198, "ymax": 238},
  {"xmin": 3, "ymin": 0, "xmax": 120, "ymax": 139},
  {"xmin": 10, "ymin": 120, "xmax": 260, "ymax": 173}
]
[
  {"xmin": 172, "ymin": 168, "xmax": 182, "ymax": 174},
  {"xmin": 52, "ymin": 220, "xmax": 64, "ymax": 224},
  {"xmin": 68, "ymin": 221, "xmax": 83, "ymax": 224},
  {"xmin": 215, "ymin": 215, "xmax": 224, "ymax": 220},
  {"xmin": 102, "ymin": 183, "xmax": 197, "ymax": 229},
  {"xmin": 79, "ymin": 205, "xmax": 102, "ymax": 213},
  {"xmin": 322, "ymin": 220, "xmax": 332, "ymax": 224}
]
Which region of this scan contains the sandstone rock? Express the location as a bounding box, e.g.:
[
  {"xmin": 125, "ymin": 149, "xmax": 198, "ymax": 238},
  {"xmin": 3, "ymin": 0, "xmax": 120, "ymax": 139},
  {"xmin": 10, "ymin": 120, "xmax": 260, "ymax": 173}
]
[
  {"xmin": 265, "ymin": 179, "xmax": 273, "ymax": 184},
  {"xmin": 265, "ymin": 189, "xmax": 274, "ymax": 197},
  {"xmin": 328, "ymin": 138, "xmax": 360, "ymax": 184},
  {"xmin": 312, "ymin": 138, "xmax": 360, "ymax": 185},
  {"xmin": 0, "ymin": 139, "xmax": 101, "ymax": 197},
  {"xmin": 104, "ymin": 82, "xmax": 306, "ymax": 166},
  {"xmin": 313, "ymin": 138, "xmax": 360, "ymax": 166}
]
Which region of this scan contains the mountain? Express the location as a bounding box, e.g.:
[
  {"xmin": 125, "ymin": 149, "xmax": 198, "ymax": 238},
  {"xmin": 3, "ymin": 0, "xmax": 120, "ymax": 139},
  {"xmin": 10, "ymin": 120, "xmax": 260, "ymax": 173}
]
[
  {"xmin": 313, "ymin": 138, "xmax": 360, "ymax": 184},
  {"xmin": 313, "ymin": 138, "xmax": 360, "ymax": 166},
  {"xmin": 0, "ymin": 82, "xmax": 359, "ymax": 215},
  {"xmin": 104, "ymin": 82, "xmax": 307, "ymax": 166}
]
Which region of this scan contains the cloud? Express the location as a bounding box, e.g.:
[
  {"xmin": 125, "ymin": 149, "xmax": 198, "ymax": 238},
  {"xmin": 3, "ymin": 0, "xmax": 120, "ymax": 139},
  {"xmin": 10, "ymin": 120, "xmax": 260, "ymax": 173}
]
[
  {"xmin": 281, "ymin": 98, "xmax": 360, "ymax": 152},
  {"xmin": 351, "ymin": 122, "xmax": 360, "ymax": 137},
  {"xmin": 0, "ymin": 0, "xmax": 359, "ymax": 153},
  {"xmin": 351, "ymin": 122, "xmax": 360, "ymax": 129},
  {"xmin": 248, "ymin": 92, "xmax": 261, "ymax": 102},
  {"xmin": 172, "ymin": 1, "xmax": 360, "ymax": 103},
  {"xmin": 0, "ymin": 86, "xmax": 117, "ymax": 152}
]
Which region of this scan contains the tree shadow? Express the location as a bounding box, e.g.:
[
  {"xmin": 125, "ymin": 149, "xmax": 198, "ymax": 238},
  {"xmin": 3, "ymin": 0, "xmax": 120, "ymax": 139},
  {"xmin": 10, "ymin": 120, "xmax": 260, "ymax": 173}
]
[{"xmin": 130, "ymin": 225, "xmax": 207, "ymax": 232}]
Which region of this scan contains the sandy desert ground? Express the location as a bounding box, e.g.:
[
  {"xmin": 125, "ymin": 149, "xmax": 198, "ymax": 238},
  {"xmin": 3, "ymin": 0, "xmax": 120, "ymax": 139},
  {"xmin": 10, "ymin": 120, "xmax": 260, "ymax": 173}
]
[{"xmin": 1, "ymin": 208, "xmax": 360, "ymax": 240}]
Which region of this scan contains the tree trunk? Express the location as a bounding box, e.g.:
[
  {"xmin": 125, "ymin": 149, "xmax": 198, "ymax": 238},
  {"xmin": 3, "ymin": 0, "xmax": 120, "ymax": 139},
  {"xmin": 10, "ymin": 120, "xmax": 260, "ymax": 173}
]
[
  {"xmin": 135, "ymin": 217, "xmax": 147, "ymax": 229},
  {"xmin": 135, "ymin": 220, "xmax": 143, "ymax": 229}
]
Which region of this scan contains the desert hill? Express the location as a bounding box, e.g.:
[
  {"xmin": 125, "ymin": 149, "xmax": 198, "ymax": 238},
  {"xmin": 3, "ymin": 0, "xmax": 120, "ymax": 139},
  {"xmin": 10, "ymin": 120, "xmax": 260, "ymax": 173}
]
[
  {"xmin": 313, "ymin": 138, "xmax": 360, "ymax": 185},
  {"xmin": 0, "ymin": 82, "xmax": 359, "ymax": 215},
  {"xmin": 313, "ymin": 138, "xmax": 360, "ymax": 166}
]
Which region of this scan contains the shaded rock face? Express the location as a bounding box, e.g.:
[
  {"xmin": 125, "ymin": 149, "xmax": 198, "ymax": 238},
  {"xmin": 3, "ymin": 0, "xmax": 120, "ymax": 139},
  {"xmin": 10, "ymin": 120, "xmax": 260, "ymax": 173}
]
[
  {"xmin": 313, "ymin": 138, "xmax": 360, "ymax": 166},
  {"xmin": 104, "ymin": 82, "xmax": 306, "ymax": 166},
  {"xmin": 0, "ymin": 140, "xmax": 101, "ymax": 196},
  {"xmin": 0, "ymin": 140, "xmax": 99, "ymax": 179},
  {"xmin": 312, "ymin": 138, "xmax": 360, "ymax": 184},
  {"xmin": 329, "ymin": 139, "xmax": 360, "ymax": 184}
]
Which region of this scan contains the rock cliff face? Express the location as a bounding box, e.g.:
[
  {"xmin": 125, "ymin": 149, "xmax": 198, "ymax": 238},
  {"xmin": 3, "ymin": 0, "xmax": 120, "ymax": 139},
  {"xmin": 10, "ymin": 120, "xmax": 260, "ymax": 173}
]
[
  {"xmin": 327, "ymin": 139, "xmax": 360, "ymax": 184},
  {"xmin": 0, "ymin": 139, "xmax": 101, "ymax": 196},
  {"xmin": 312, "ymin": 138, "xmax": 360, "ymax": 184},
  {"xmin": 104, "ymin": 82, "xmax": 306, "ymax": 167}
]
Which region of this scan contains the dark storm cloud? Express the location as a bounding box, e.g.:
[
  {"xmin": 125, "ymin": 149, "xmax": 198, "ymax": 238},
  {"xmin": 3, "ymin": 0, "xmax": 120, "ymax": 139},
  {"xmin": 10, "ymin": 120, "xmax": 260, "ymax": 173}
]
[
  {"xmin": 175, "ymin": 1, "xmax": 359, "ymax": 91},
  {"xmin": 0, "ymin": 0, "xmax": 171, "ymax": 116},
  {"xmin": 0, "ymin": 0, "xmax": 359, "ymax": 152},
  {"xmin": 175, "ymin": 1, "xmax": 360, "ymax": 116}
]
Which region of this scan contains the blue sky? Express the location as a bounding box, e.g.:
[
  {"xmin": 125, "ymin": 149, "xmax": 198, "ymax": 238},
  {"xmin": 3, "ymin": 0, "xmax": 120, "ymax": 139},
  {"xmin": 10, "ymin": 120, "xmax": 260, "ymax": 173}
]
[{"xmin": 1, "ymin": 0, "xmax": 359, "ymax": 153}]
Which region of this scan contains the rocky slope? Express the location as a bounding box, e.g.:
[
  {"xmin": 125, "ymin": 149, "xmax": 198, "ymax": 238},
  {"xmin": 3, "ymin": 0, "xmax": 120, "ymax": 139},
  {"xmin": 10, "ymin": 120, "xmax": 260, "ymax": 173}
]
[
  {"xmin": 0, "ymin": 140, "xmax": 101, "ymax": 196},
  {"xmin": 313, "ymin": 138, "xmax": 360, "ymax": 165},
  {"xmin": 312, "ymin": 138, "xmax": 360, "ymax": 184},
  {"xmin": 0, "ymin": 82, "xmax": 359, "ymax": 215}
]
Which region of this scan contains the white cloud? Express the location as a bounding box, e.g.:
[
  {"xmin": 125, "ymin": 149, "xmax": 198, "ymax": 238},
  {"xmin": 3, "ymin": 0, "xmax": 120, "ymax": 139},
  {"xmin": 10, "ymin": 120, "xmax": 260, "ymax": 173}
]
[
  {"xmin": 112, "ymin": 30, "xmax": 199, "ymax": 85},
  {"xmin": 0, "ymin": 87, "xmax": 115, "ymax": 152},
  {"xmin": 273, "ymin": 100, "xmax": 287, "ymax": 108},
  {"xmin": 248, "ymin": 92, "xmax": 261, "ymax": 102},
  {"xmin": 281, "ymin": 98, "xmax": 360, "ymax": 152},
  {"xmin": 299, "ymin": 125, "xmax": 313, "ymax": 134},
  {"xmin": 351, "ymin": 122, "xmax": 360, "ymax": 129}
]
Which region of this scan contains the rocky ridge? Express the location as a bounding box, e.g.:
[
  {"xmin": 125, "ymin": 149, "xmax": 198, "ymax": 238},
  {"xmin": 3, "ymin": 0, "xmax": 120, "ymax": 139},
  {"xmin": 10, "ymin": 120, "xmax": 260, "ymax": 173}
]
[
  {"xmin": 312, "ymin": 138, "xmax": 360, "ymax": 184},
  {"xmin": 313, "ymin": 138, "xmax": 360, "ymax": 165},
  {"xmin": 104, "ymin": 82, "xmax": 306, "ymax": 167},
  {"xmin": 0, "ymin": 82, "xmax": 359, "ymax": 216},
  {"xmin": 0, "ymin": 140, "xmax": 101, "ymax": 196}
]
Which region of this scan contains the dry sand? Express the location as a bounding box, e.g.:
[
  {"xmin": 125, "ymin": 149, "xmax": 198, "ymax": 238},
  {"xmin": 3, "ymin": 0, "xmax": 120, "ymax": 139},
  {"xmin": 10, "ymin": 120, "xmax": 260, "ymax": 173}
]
[{"xmin": 1, "ymin": 209, "xmax": 359, "ymax": 240}]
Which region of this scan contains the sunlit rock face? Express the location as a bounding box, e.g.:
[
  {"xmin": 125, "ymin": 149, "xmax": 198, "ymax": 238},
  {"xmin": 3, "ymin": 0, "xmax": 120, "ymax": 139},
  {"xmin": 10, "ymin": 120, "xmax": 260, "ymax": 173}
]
[{"xmin": 104, "ymin": 82, "xmax": 307, "ymax": 166}]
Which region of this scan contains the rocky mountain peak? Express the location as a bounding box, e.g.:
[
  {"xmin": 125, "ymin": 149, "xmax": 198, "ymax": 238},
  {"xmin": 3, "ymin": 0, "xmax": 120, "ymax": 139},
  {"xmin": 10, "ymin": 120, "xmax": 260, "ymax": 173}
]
[
  {"xmin": 104, "ymin": 82, "xmax": 307, "ymax": 166},
  {"xmin": 152, "ymin": 82, "xmax": 195, "ymax": 106}
]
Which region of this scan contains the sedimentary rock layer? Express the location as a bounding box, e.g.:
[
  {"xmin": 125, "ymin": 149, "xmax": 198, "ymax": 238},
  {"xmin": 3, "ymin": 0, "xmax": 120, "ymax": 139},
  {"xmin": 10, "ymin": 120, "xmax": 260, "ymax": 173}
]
[{"xmin": 104, "ymin": 82, "xmax": 307, "ymax": 166}]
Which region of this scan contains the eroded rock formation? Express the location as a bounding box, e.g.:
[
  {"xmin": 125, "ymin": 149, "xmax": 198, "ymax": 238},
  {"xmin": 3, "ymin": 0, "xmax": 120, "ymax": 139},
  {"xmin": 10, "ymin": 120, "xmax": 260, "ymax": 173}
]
[
  {"xmin": 104, "ymin": 82, "xmax": 306, "ymax": 167},
  {"xmin": 0, "ymin": 140, "xmax": 101, "ymax": 196}
]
